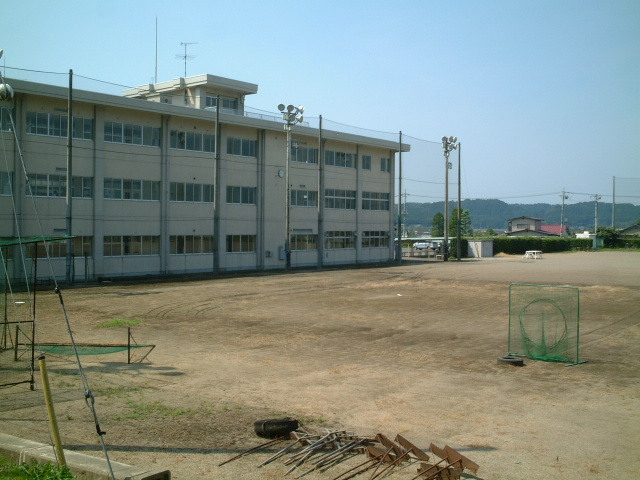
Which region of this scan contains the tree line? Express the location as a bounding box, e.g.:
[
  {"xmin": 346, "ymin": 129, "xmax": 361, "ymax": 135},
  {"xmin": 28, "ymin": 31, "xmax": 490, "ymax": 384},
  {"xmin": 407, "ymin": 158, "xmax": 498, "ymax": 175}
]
[{"xmin": 405, "ymin": 199, "xmax": 640, "ymax": 231}]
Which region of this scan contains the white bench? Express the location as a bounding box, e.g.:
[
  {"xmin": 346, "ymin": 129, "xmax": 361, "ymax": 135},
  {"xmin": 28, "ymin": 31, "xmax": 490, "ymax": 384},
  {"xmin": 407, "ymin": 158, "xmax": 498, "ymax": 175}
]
[{"xmin": 523, "ymin": 250, "xmax": 542, "ymax": 259}]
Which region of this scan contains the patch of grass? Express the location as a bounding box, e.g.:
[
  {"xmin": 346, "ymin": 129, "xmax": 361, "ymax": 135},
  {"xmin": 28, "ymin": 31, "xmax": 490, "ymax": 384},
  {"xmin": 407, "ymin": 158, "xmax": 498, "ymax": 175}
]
[
  {"xmin": 96, "ymin": 318, "xmax": 141, "ymax": 328},
  {"xmin": 0, "ymin": 456, "xmax": 74, "ymax": 479},
  {"xmin": 122, "ymin": 400, "xmax": 194, "ymax": 420}
]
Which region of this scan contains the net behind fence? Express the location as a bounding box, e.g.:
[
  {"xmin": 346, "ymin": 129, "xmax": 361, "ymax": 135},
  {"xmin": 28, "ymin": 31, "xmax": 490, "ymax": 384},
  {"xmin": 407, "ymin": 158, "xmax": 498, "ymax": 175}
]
[{"xmin": 508, "ymin": 283, "xmax": 580, "ymax": 363}]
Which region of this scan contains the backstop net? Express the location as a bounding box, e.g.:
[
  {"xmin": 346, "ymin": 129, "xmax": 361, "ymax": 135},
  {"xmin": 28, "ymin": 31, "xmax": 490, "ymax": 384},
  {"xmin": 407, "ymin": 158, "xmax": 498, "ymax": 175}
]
[{"xmin": 508, "ymin": 283, "xmax": 581, "ymax": 364}]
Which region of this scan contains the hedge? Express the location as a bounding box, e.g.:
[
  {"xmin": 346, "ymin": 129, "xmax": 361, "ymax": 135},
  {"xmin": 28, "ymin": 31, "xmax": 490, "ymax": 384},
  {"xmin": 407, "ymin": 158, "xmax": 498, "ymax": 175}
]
[{"xmin": 493, "ymin": 237, "xmax": 593, "ymax": 255}]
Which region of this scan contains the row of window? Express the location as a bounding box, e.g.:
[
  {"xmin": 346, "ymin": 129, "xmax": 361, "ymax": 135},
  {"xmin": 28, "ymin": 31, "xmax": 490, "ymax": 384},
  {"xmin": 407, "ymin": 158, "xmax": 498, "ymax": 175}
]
[
  {"xmin": 205, "ymin": 96, "xmax": 239, "ymax": 111},
  {"xmin": 362, "ymin": 191, "xmax": 390, "ymax": 211},
  {"xmin": 4, "ymin": 173, "xmax": 389, "ymax": 211},
  {"xmin": 26, "ymin": 112, "xmax": 93, "ymax": 140},
  {"xmin": 226, "ymin": 186, "xmax": 256, "ymax": 205},
  {"xmin": 105, "ymin": 122, "xmax": 160, "ymax": 146},
  {"xmin": 170, "ymin": 182, "xmax": 214, "ymax": 203},
  {"xmin": 4, "ymin": 231, "xmax": 389, "ymax": 259},
  {"xmin": 26, "ymin": 174, "xmax": 93, "ymax": 198},
  {"xmin": 104, "ymin": 178, "xmax": 160, "ymax": 200},
  {"xmin": 170, "ymin": 130, "xmax": 216, "ymax": 152}
]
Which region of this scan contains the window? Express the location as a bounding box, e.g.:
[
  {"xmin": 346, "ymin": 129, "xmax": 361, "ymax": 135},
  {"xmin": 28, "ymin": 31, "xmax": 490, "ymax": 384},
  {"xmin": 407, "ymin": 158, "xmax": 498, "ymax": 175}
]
[
  {"xmin": 362, "ymin": 231, "xmax": 389, "ymax": 248},
  {"xmin": 1, "ymin": 107, "xmax": 13, "ymax": 131},
  {"xmin": 226, "ymin": 235, "xmax": 256, "ymax": 253},
  {"xmin": 169, "ymin": 235, "xmax": 214, "ymax": 254},
  {"xmin": 291, "ymin": 145, "xmax": 318, "ymax": 164},
  {"xmin": 104, "ymin": 121, "xmax": 160, "ymax": 147},
  {"xmin": 33, "ymin": 236, "xmax": 93, "ymax": 258},
  {"xmin": 291, "ymin": 234, "xmax": 317, "ymax": 250},
  {"xmin": 325, "ymin": 231, "xmax": 355, "ymax": 249},
  {"xmin": 206, "ymin": 96, "xmax": 239, "ymax": 111},
  {"xmin": 26, "ymin": 112, "xmax": 93, "ymax": 140},
  {"xmin": 324, "ymin": 189, "xmax": 356, "ymax": 209},
  {"xmin": 172, "ymin": 182, "xmax": 212, "ymax": 203},
  {"xmin": 104, "ymin": 178, "xmax": 159, "ymax": 200},
  {"xmin": 26, "ymin": 174, "xmax": 93, "ymax": 198},
  {"xmin": 361, "ymin": 155, "xmax": 372, "ymax": 170},
  {"xmin": 103, "ymin": 235, "xmax": 159, "ymax": 256},
  {"xmin": 381, "ymin": 157, "xmax": 391, "ymax": 173},
  {"xmin": 362, "ymin": 191, "xmax": 390, "ymax": 211},
  {"xmin": 291, "ymin": 190, "xmax": 318, "ymax": 207},
  {"xmin": 226, "ymin": 186, "xmax": 256, "ymax": 205},
  {"xmin": 325, "ymin": 150, "xmax": 355, "ymax": 168},
  {"xmin": 71, "ymin": 177, "xmax": 93, "ymax": 198},
  {"xmin": 0, "ymin": 172, "xmax": 12, "ymax": 195},
  {"xmin": 226, "ymin": 137, "xmax": 256, "ymax": 157},
  {"xmin": 169, "ymin": 129, "xmax": 215, "ymax": 153}
]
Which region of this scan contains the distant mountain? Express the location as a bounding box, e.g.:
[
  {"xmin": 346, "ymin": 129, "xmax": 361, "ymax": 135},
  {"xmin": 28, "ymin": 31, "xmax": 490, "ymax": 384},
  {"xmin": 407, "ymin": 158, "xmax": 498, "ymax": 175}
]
[{"xmin": 404, "ymin": 199, "xmax": 640, "ymax": 231}]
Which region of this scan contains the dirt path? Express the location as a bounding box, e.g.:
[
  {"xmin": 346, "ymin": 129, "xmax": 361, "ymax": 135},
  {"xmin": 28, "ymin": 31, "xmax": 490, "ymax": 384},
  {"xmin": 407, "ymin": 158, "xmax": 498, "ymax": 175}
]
[{"xmin": 1, "ymin": 252, "xmax": 639, "ymax": 479}]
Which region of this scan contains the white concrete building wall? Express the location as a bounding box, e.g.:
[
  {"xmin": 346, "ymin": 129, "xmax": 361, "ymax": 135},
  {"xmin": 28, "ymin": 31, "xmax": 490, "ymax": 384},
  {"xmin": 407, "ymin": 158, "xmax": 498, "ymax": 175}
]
[{"xmin": 2, "ymin": 76, "xmax": 404, "ymax": 280}]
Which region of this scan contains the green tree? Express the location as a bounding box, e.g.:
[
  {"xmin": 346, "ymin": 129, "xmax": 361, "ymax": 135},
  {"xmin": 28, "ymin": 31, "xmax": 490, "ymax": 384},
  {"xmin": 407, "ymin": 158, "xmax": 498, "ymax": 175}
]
[
  {"xmin": 450, "ymin": 208, "xmax": 472, "ymax": 236},
  {"xmin": 431, "ymin": 212, "xmax": 444, "ymax": 236},
  {"xmin": 596, "ymin": 226, "xmax": 619, "ymax": 248}
]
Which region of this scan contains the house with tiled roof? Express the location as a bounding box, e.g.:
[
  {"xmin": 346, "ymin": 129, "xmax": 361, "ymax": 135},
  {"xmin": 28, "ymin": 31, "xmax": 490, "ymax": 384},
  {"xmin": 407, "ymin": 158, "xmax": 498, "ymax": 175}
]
[
  {"xmin": 541, "ymin": 225, "xmax": 570, "ymax": 236},
  {"xmin": 505, "ymin": 216, "xmax": 557, "ymax": 237}
]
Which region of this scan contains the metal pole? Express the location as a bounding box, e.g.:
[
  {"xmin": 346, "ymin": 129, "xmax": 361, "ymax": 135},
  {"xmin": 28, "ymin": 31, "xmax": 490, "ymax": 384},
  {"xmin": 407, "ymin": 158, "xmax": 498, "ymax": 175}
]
[
  {"xmin": 285, "ymin": 121, "xmax": 291, "ymax": 270},
  {"xmin": 443, "ymin": 150, "xmax": 449, "ymax": 262},
  {"xmin": 611, "ymin": 176, "xmax": 616, "ymax": 228},
  {"xmin": 65, "ymin": 69, "xmax": 73, "ymax": 284},
  {"xmin": 317, "ymin": 115, "xmax": 324, "ymax": 270},
  {"xmin": 456, "ymin": 143, "xmax": 461, "ymax": 261},
  {"xmin": 593, "ymin": 194, "xmax": 601, "ymax": 249},
  {"xmin": 38, "ymin": 355, "xmax": 67, "ymax": 466},
  {"xmin": 213, "ymin": 95, "xmax": 221, "ymax": 273},
  {"xmin": 397, "ymin": 131, "xmax": 402, "ymax": 264}
]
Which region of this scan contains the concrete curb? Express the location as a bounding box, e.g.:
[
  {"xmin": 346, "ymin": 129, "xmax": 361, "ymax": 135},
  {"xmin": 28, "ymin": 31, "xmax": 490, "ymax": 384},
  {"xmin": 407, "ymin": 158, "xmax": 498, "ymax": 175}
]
[{"xmin": 0, "ymin": 433, "xmax": 170, "ymax": 480}]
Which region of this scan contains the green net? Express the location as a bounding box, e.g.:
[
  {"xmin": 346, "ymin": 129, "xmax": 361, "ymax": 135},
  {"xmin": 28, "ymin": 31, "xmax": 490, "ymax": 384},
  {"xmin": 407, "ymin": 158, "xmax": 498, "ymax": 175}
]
[
  {"xmin": 36, "ymin": 343, "xmax": 153, "ymax": 355},
  {"xmin": 508, "ymin": 283, "xmax": 580, "ymax": 363}
]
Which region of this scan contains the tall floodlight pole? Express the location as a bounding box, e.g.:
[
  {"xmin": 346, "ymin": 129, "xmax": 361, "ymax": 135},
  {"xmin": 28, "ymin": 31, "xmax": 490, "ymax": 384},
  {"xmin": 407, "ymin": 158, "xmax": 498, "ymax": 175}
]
[
  {"xmin": 592, "ymin": 194, "xmax": 602, "ymax": 249},
  {"xmin": 560, "ymin": 189, "xmax": 569, "ymax": 235},
  {"xmin": 456, "ymin": 143, "xmax": 462, "ymax": 261},
  {"xmin": 441, "ymin": 136, "xmax": 458, "ymax": 262},
  {"xmin": 278, "ymin": 104, "xmax": 304, "ymax": 270},
  {"xmin": 397, "ymin": 131, "xmax": 403, "ymax": 264}
]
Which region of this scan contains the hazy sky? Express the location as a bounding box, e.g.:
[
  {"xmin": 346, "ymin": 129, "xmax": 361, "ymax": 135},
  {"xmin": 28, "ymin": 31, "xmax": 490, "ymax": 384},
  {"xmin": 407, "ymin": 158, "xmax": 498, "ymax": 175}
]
[{"xmin": 1, "ymin": 0, "xmax": 638, "ymax": 205}]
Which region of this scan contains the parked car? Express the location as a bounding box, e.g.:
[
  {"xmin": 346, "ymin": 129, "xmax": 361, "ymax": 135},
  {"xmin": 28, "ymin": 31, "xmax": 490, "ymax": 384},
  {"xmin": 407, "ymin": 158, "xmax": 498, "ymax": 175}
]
[{"xmin": 413, "ymin": 241, "xmax": 441, "ymax": 251}]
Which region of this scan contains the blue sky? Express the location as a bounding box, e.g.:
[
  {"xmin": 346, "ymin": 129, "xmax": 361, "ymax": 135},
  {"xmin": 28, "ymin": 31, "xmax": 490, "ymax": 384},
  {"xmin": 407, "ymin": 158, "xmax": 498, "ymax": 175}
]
[{"xmin": 1, "ymin": 0, "xmax": 638, "ymax": 205}]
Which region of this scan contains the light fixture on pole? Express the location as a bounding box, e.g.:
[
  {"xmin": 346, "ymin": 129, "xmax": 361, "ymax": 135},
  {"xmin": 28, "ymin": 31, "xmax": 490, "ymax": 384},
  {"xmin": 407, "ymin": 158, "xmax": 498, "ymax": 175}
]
[
  {"xmin": 278, "ymin": 103, "xmax": 305, "ymax": 270},
  {"xmin": 441, "ymin": 136, "xmax": 458, "ymax": 262}
]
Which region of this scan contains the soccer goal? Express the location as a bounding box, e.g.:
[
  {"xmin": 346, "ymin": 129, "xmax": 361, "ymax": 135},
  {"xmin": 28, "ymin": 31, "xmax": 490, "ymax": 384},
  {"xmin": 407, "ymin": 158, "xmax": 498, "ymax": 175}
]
[{"xmin": 508, "ymin": 283, "xmax": 584, "ymax": 365}]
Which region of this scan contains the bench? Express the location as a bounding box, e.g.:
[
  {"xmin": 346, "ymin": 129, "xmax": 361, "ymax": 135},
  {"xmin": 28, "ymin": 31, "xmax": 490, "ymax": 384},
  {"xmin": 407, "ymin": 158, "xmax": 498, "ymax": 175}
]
[{"xmin": 523, "ymin": 250, "xmax": 542, "ymax": 259}]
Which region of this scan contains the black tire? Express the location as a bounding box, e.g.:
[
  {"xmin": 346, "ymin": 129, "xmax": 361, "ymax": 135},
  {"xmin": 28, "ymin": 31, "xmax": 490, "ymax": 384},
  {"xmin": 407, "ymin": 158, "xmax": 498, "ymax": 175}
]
[
  {"xmin": 254, "ymin": 418, "xmax": 299, "ymax": 439},
  {"xmin": 497, "ymin": 355, "xmax": 525, "ymax": 366}
]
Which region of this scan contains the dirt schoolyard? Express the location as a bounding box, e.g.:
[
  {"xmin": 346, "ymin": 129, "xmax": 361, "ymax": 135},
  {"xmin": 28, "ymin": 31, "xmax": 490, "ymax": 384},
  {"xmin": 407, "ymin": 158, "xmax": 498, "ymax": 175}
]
[{"xmin": 1, "ymin": 251, "xmax": 639, "ymax": 479}]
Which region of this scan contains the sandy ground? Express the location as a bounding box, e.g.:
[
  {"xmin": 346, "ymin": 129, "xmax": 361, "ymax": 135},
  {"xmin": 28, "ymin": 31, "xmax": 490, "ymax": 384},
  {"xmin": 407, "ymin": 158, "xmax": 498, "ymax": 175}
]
[{"xmin": 1, "ymin": 251, "xmax": 639, "ymax": 480}]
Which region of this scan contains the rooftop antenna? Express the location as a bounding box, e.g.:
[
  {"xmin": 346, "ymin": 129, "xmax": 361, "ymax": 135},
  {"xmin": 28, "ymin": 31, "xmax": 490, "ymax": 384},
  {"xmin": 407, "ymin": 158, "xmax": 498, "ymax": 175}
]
[{"xmin": 176, "ymin": 42, "xmax": 197, "ymax": 78}]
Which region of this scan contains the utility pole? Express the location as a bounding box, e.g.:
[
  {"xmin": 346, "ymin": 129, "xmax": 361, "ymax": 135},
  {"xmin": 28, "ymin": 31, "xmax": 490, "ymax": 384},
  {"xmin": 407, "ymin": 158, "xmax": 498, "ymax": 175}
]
[
  {"xmin": 65, "ymin": 69, "xmax": 73, "ymax": 285},
  {"xmin": 592, "ymin": 194, "xmax": 602, "ymax": 249},
  {"xmin": 560, "ymin": 189, "xmax": 569, "ymax": 235}
]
